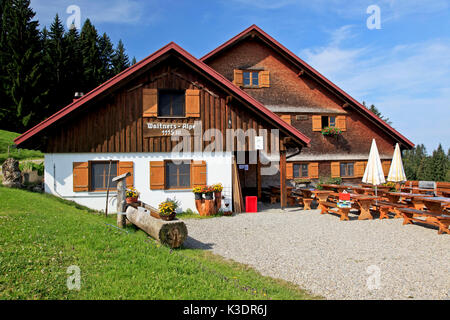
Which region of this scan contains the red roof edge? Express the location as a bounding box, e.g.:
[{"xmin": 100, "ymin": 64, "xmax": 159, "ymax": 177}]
[
  {"xmin": 201, "ymin": 25, "xmax": 414, "ymax": 149},
  {"xmin": 14, "ymin": 41, "xmax": 310, "ymax": 148}
]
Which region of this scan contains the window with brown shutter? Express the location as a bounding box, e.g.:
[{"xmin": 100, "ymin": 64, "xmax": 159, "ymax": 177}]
[
  {"xmin": 259, "ymin": 70, "xmax": 270, "ymax": 87},
  {"xmin": 118, "ymin": 161, "xmax": 134, "ymax": 188},
  {"xmin": 149, "ymin": 161, "xmax": 165, "ymax": 190},
  {"xmin": 286, "ymin": 163, "xmax": 293, "ymax": 179},
  {"xmin": 382, "ymin": 160, "xmax": 391, "ymax": 176},
  {"xmin": 149, "ymin": 160, "xmax": 207, "ymax": 190},
  {"xmin": 73, "ymin": 161, "xmax": 132, "ymax": 192},
  {"xmin": 331, "ymin": 162, "xmax": 340, "ymax": 178},
  {"xmin": 309, "ymin": 162, "xmax": 319, "ymax": 179},
  {"xmin": 336, "ymin": 115, "xmax": 347, "ymax": 131},
  {"xmin": 73, "ymin": 162, "xmax": 89, "ymax": 192},
  {"xmin": 233, "ymin": 70, "xmax": 243, "ymax": 87},
  {"xmin": 280, "ymin": 114, "xmax": 291, "ymax": 125},
  {"xmin": 143, "ymin": 88, "xmax": 158, "ymax": 117},
  {"xmin": 355, "ymin": 161, "xmax": 365, "ymax": 178},
  {"xmin": 185, "ymin": 89, "xmax": 200, "ymax": 117},
  {"xmin": 191, "ymin": 161, "xmax": 207, "ymax": 187},
  {"xmin": 312, "ymin": 115, "xmax": 322, "ymax": 131}
]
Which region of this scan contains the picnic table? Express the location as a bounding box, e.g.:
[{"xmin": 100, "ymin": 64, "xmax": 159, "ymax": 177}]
[
  {"xmin": 297, "ymin": 188, "xmax": 316, "ymax": 210},
  {"xmin": 360, "ymin": 184, "xmax": 391, "ymax": 193},
  {"xmin": 311, "ymin": 190, "xmax": 333, "ymax": 202},
  {"xmin": 385, "ymin": 192, "xmax": 433, "ymax": 210},
  {"xmin": 351, "ymin": 186, "xmax": 375, "ymax": 196},
  {"xmin": 350, "ymin": 194, "xmax": 383, "ymax": 220},
  {"xmin": 399, "ymin": 207, "xmax": 450, "ymax": 235},
  {"xmin": 400, "ymin": 186, "xmax": 435, "ymax": 195},
  {"xmin": 415, "ymin": 197, "xmax": 450, "ymax": 213},
  {"xmin": 320, "ymin": 184, "xmax": 353, "ymax": 192}
]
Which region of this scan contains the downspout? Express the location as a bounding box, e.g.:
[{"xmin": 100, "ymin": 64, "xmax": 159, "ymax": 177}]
[{"xmin": 286, "ymin": 147, "xmax": 301, "ymax": 159}]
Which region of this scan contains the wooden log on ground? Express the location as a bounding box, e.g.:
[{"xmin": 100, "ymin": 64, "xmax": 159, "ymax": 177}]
[{"xmin": 126, "ymin": 206, "xmax": 188, "ymax": 248}]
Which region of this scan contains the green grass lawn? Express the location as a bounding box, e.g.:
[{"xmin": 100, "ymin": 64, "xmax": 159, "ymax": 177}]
[
  {"xmin": 0, "ymin": 187, "xmax": 317, "ymax": 300},
  {"xmin": 0, "ymin": 129, "xmax": 43, "ymax": 164}
]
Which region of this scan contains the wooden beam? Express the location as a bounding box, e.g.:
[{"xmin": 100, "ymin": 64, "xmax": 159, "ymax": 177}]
[
  {"xmin": 297, "ymin": 69, "xmax": 305, "ymax": 77},
  {"xmin": 280, "ymin": 149, "xmax": 287, "ymax": 209},
  {"xmin": 257, "ymin": 152, "xmax": 262, "ymax": 199},
  {"xmin": 342, "ymin": 102, "xmax": 350, "ymax": 108}
]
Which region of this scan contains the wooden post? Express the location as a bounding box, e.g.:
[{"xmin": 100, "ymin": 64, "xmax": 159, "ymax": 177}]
[
  {"xmin": 256, "ymin": 151, "xmax": 262, "ymax": 199},
  {"xmin": 112, "ymin": 172, "xmax": 131, "ymax": 228},
  {"xmin": 280, "ymin": 147, "xmax": 287, "ymax": 210}
]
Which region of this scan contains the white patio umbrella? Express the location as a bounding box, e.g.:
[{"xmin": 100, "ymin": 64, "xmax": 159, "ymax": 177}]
[
  {"xmin": 362, "ymin": 139, "xmax": 386, "ymax": 201},
  {"xmin": 387, "ymin": 143, "xmax": 407, "ymax": 183}
]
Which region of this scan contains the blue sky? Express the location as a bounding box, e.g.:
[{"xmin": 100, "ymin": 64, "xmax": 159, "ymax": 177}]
[{"xmin": 31, "ymin": 0, "xmax": 450, "ymax": 152}]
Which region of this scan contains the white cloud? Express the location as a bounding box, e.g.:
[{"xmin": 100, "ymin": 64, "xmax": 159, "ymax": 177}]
[
  {"xmin": 31, "ymin": 0, "xmax": 157, "ymax": 27},
  {"xmin": 300, "ymin": 27, "xmax": 450, "ymax": 150}
]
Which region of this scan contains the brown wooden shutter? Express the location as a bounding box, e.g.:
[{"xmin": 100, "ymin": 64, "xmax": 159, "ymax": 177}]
[
  {"xmin": 150, "ymin": 161, "xmax": 165, "ymax": 190},
  {"xmin": 259, "ymin": 70, "xmax": 270, "ymax": 87},
  {"xmin": 143, "ymin": 88, "xmax": 158, "ymax": 117},
  {"xmin": 309, "ymin": 162, "xmax": 319, "ymax": 179},
  {"xmin": 233, "ymin": 70, "xmax": 243, "ymax": 87},
  {"xmin": 280, "ymin": 114, "xmax": 291, "ymax": 125},
  {"xmin": 185, "ymin": 89, "xmax": 200, "ymax": 117},
  {"xmin": 118, "ymin": 161, "xmax": 134, "ymax": 188},
  {"xmin": 73, "ymin": 162, "xmax": 89, "ymax": 192},
  {"xmin": 286, "ymin": 162, "xmax": 293, "ymax": 179},
  {"xmin": 191, "ymin": 161, "xmax": 207, "ymax": 187},
  {"xmin": 331, "ymin": 162, "xmax": 340, "ymax": 178},
  {"xmin": 312, "ymin": 115, "xmax": 322, "ymax": 131},
  {"xmin": 355, "ymin": 161, "xmax": 365, "ymax": 178},
  {"xmin": 336, "ymin": 115, "xmax": 346, "ymax": 131},
  {"xmin": 382, "ymin": 160, "xmax": 391, "ymax": 176}
]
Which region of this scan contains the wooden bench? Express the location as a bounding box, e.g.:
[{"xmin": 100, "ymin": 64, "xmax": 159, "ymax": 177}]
[
  {"xmin": 372, "ymin": 201, "xmax": 408, "ymax": 219},
  {"xmin": 320, "ymin": 201, "xmax": 351, "ymax": 221},
  {"xmin": 399, "ymin": 208, "xmax": 450, "ymax": 235}
]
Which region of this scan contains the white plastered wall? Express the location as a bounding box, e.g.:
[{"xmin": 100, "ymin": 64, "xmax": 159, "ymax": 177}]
[{"xmin": 44, "ymin": 152, "xmax": 233, "ymax": 213}]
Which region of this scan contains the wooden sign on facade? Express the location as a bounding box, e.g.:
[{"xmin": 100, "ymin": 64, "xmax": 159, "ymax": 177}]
[{"xmin": 143, "ymin": 122, "xmax": 196, "ymax": 138}]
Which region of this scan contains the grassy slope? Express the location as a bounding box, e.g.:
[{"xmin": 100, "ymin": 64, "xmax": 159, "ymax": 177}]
[
  {"xmin": 0, "ymin": 130, "xmax": 43, "ymax": 163},
  {"xmin": 0, "ymin": 187, "xmax": 317, "ymax": 300}
]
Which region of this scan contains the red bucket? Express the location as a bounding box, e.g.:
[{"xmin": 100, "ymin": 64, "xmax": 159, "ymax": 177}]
[{"xmin": 245, "ymin": 196, "xmax": 258, "ymax": 213}]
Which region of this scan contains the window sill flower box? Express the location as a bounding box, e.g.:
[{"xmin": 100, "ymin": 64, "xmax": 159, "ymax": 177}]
[{"xmin": 321, "ymin": 126, "xmax": 342, "ymax": 136}]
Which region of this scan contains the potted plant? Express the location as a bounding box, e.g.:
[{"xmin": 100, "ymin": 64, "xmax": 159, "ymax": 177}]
[
  {"xmin": 321, "ymin": 126, "xmax": 342, "ymax": 137},
  {"xmin": 158, "ymin": 198, "xmax": 179, "ymax": 221},
  {"xmin": 212, "ymin": 183, "xmax": 223, "ymax": 210},
  {"xmin": 203, "ymin": 185, "xmax": 214, "ymax": 200},
  {"xmin": 192, "ymin": 186, "xmax": 204, "ymax": 200},
  {"xmin": 125, "ymin": 187, "xmax": 140, "ymax": 204}
]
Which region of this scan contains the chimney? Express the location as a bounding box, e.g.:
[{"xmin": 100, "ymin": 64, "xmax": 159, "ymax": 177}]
[{"xmin": 73, "ymin": 92, "xmax": 84, "ymax": 102}]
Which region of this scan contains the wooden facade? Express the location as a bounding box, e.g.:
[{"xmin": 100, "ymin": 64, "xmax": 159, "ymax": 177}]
[
  {"xmin": 41, "ymin": 56, "xmax": 300, "ymax": 155},
  {"xmin": 202, "ymin": 26, "xmax": 414, "ymax": 182}
]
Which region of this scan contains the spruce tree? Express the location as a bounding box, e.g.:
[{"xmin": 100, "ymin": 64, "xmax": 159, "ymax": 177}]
[
  {"xmin": 2, "ymin": 0, "xmax": 48, "ymax": 130},
  {"xmin": 98, "ymin": 32, "xmax": 114, "ymax": 82},
  {"xmin": 430, "ymin": 144, "xmax": 448, "ymax": 182},
  {"xmin": 44, "ymin": 14, "xmax": 71, "ymax": 115},
  {"xmin": 131, "ymin": 56, "xmax": 137, "ymax": 65},
  {"xmin": 65, "ymin": 24, "xmax": 83, "ymax": 98},
  {"xmin": 79, "ymin": 19, "xmax": 101, "ymax": 93},
  {"xmin": 112, "ymin": 39, "xmax": 130, "ymax": 74}
]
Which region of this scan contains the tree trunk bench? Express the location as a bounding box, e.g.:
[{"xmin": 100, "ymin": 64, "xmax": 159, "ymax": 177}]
[
  {"xmin": 126, "ymin": 205, "xmax": 188, "ymax": 248},
  {"xmin": 399, "ymin": 208, "xmax": 450, "ymax": 235}
]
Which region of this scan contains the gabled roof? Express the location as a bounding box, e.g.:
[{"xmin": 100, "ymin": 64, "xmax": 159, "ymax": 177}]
[
  {"xmin": 201, "ymin": 25, "xmax": 414, "ymax": 149},
  {"xmin": 14, "ymin": 42, "xmax": 310, "ymax": 148}
]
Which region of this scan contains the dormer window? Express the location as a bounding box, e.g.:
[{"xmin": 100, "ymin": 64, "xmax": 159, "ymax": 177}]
[{"xmin": 243, "ymin": 71, "xmax": 259, "ymax": 87}]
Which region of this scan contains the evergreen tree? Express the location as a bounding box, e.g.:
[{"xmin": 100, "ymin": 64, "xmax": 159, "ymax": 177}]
[
  {"xmin": 79, "ymin": 19, "xmax": 101, "ymax": 93},
  {"xmin": 112, "ymin": 39, "xmax": 130, "ymax": 74},
  {"xmin": 44, "ymin": 14, "xmax": 71, "ymax": 114},
  {"xmin": 98, "ymin": 32, "xmax": 114, "ymax": 82},
  {"xmin": 2, "ymin": 0, "xmax": 48, "ymax": 130},
  {"xmin": 64, "ymin": 24, "xmax": 83, "ymax": 98},
  {"xmin": 0, "ymin": 0, "xmax": 12, "ymax": 126},
  {"xmin": 430, "ymin": 144, "xmax": 448, "ymax": 182},
  {"xmin": 131, "ymin": 56, "xmax": 137, "ymax": 65}
]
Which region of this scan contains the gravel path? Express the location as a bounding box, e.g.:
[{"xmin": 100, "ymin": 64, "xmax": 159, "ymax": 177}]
[{"xmin": 184, "ymin": 207, "xmax": 450, "ymax": 300}]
